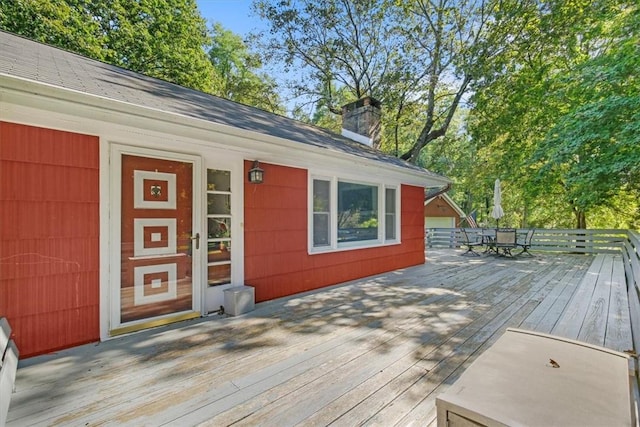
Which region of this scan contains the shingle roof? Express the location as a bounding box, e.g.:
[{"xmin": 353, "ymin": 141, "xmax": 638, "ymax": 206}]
[{"xmin": 0, "ymin": 30, "xmax": 447, "ymax": 182}]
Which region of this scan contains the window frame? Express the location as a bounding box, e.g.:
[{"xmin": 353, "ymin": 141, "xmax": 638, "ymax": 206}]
[{"xmin": 308, "ymin": 174, "xmax": 401, "ymax": 254}]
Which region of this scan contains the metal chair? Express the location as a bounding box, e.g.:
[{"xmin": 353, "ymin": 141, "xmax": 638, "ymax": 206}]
[
  {"xmin": 517, "ymin": 228, "xmax": 535, "ymax": 256},
  {"xmin": 495, "ymin": 228, "xmax": 517, "ymax": 257},
  {"xmin": 461, "ymin": 228, "xmax": 483, "ymax": 256}
]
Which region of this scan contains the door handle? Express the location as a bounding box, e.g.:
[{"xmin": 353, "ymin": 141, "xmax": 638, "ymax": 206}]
[{"xmin": 191, "ymin": 233, "xmax": 200, "ymax": 250}]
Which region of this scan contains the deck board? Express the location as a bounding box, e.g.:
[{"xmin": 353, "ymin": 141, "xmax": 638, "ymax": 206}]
[
  {"xmin": 606, "ymin": 256, "xmax": 633, "ymax": 351},
  {"xmin": 577, "ymin": 254, "xmax": 614, "ymax": 345},
  {"xmin": 7, "ymin": 250, "xmax": 630, "ymax": 427},
  {"xmin": 551, "ymin": 253, "xmax": 605, "ymax": 339}
]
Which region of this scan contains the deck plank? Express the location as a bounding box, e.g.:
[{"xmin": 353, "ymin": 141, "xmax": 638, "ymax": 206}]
[
  {"xmin": 6, "ymin": 250, "xmax": 632, "ymax": 427},
  {"xmin": 578, "ymin": 255, "xmax": 614, "ymax": 347},
  {"xmin": 551, "ymin": 253, "xmax": 605, "ymax": 340},
  {"xmin": 605, "ymin": 255, "xmax": 633, "ymax": 351}
]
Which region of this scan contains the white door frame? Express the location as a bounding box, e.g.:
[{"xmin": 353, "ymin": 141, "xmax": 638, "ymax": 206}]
[{"xmin": 108, "ymin": 143, "xmax": 203, "ymax": 335}]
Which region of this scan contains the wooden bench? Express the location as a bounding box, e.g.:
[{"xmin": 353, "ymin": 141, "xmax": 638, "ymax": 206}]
[{"xmin": 0, "ymin": 317, "xmax": 19, "ymax": 427}]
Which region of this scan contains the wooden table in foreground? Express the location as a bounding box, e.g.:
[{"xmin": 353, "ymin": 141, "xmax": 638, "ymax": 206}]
[{"xmin": 436, "ymin": 328, "xmax": 635, "ymax": 427}]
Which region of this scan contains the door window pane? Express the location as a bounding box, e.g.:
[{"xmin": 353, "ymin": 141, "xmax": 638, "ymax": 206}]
[
  {"xmin": 207, "ymin": 193, "xmax": 231, "ymax": 215},
  {"xmin": 207, "ymin": 169, "xmax": 231, "ymax": 192},
  {"xmin": 208, "ymin": 217, "xmax": 231, "ymax": 238},
  {"xmin": 208, "ymin": 240, "xmax": 231, "ymax": 263},
  {"xmin": 208, "ymin": 264, "xmax": 231, "ymax": 286}
]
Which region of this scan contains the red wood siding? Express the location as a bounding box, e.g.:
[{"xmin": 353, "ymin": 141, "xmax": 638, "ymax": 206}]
[
  {"xmin": 244, "ymin": 161, "xmax": 425, "ymax": 302},
  {"xmin": 0, "ymin": 122, "xmax": 100, "ymax": 357}
]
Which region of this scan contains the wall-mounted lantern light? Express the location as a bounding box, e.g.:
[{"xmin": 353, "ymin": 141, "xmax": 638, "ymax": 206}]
[{"xmin": 248, "ymin": 160, "xmax": 264, "ymax": 184}]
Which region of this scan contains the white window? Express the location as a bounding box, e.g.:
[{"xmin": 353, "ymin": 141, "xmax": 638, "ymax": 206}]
[
  {"xmin": 338, "ymin": 181, "xmax": 378, "ymax": 243},
  {"xmin": 310, "ymin": 176, "xmax": 400, "ymax": 252}
]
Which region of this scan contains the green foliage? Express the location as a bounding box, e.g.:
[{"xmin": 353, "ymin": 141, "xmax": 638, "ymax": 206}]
[
  {"xmin": 95, "ymin": 0, "xmax": 215, "ymax": 92},
  {"xmin": 534, "ymin": 6, "xmax": 640, "ymax": 213},
  {"xmin": 466, "ymin": 1, "xmax": 639, "ymax": 229},
  {"xmin": 208, "ymin": 22, "xmax": 284, "ymax": 113},
  {"xmin": 0, "ymin": 0, "xmax": 104, "ymax": 58}
]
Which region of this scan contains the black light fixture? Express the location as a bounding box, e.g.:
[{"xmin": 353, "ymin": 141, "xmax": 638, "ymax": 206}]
[{"xmin": 248, "ymin": 160, "xmax": 264, "ymax": 184}]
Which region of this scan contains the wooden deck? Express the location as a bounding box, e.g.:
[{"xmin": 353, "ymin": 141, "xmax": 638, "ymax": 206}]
[{"xmin": 7, "ymin": 249, "xmax": 632, "ymax": 426}]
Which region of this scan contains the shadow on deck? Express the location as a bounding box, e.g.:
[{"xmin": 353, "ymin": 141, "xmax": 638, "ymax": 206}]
[{"xmin": 6, "ymin": 249, "xmax": 631, "ymax": 426}]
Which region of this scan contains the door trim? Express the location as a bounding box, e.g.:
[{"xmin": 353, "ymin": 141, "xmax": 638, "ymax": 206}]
[{"xmin": 108, "ymin": 143, "xmax": 203, "ymax": 334}]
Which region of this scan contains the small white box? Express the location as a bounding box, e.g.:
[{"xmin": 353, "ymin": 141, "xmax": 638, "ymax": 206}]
[{"xmin": 224, "ymin": 286, "xmax": 255, "ymax": 316}]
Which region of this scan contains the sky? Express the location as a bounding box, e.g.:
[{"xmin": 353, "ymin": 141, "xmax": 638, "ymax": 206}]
[{"xmin": 195, "ymin": 0, "xmax": 265, "ymax": 36}]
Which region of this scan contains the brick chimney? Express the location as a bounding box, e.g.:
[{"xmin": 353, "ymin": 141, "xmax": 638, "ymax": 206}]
[{"xmin": 341, "ymin": 96, "xmax": 381, "ymax": 148}]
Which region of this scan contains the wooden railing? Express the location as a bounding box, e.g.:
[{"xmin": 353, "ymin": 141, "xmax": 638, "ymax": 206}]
[{"xmin": 425, "ymin": 228, "xmax": 628, "ymax": 254}]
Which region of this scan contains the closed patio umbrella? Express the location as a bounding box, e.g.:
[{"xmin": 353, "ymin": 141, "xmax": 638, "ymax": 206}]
[{"xmin": 491, "ymin": 178, "xmax": 504, "ymax": 227}]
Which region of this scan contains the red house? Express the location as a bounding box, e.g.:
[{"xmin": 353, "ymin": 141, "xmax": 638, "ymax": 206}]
[{"xmin": 0, "ymin": 31, "xmax": 449, "ymax": 357}]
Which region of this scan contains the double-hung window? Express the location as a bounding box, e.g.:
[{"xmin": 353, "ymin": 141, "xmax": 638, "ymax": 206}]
[{"xmin": 310, "ymin": 176, "xmax": 399, "ymax": 252}]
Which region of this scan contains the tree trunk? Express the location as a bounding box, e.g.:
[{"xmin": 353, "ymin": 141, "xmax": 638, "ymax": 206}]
[{"xmin": 575, "ymin": 210, "xmax": 586, "ymax": 229}]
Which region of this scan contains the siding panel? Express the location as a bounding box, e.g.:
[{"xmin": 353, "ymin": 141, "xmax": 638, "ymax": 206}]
[{"xmin": 0, "ymin": 122, "xmax": 100, "ymax": 357}]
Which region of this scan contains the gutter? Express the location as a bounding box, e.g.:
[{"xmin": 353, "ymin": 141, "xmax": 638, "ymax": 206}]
[{"xmin": 425, "ymin": 183, "xmax": 452, "ymax": 198}]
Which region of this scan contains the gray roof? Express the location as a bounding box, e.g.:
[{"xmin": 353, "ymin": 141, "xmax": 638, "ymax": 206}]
[{"xmin": 0, "ymin": 30, "xmax": 447, "ymax": 181}]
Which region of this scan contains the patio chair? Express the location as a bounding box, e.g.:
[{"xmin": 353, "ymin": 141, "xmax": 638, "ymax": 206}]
[
  {"xmin": 495, "ymin": 228, "xmax": 517, "ymax": 257},
  {"xmin": 517, "ymin": 228, "xmax": 536, "ymax": 256},
  {"xmin": 461, "ymin": 228, "xmax": 483, "ymax": 256}
]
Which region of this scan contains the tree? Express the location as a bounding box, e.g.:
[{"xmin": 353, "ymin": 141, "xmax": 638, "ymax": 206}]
[
  {"xmin": 469, "ymin": 1, "xmax": 639, "ymax": 228},
  {"xmin": 255, "ymin": 0, "xmax": 397, "ymax": 113},
  {"xmin": 87, "ymin": 0, "xmax": 215, "ymax": 92},
  {"xmin": 254, "ymin": 0, "xmax": 537, "ymax": 163},
  {"xmin": 532, "ymin": 4, "xmax": 640, "ymax": 226},
  {"xmin": 208, "ymin": 22, "xmax": 284, "ymax": 113}
]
